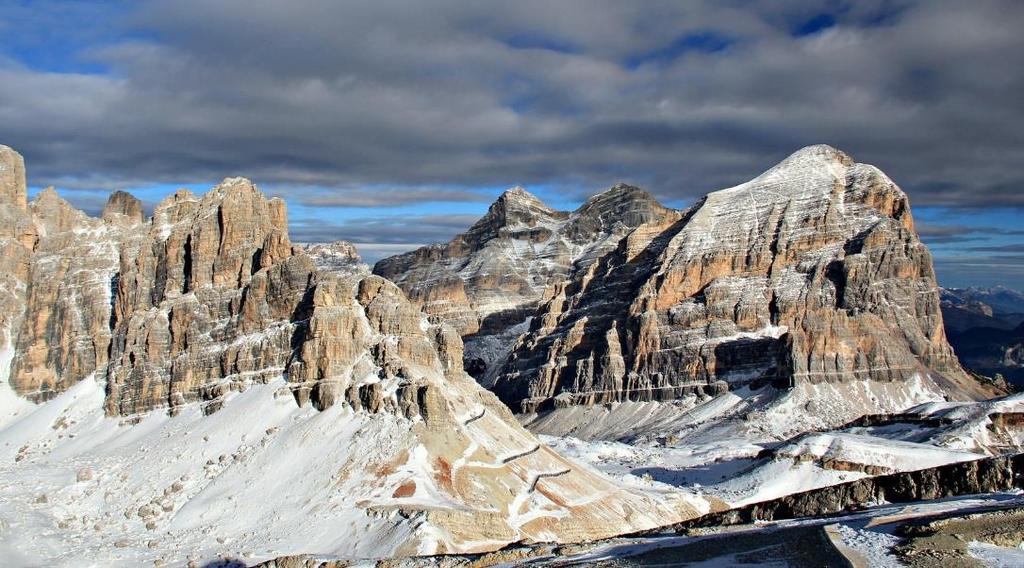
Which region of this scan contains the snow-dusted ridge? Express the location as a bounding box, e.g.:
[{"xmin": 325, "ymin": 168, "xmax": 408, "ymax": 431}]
[
  {"xmin": 0, "ymin": 143, "xmax": 1015, "ymax": 566},
  {"xmin": 0, "ymin": 146, "xmax": 706, "ymax": 566}
]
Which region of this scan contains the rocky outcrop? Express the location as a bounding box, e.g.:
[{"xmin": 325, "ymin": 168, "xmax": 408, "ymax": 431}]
[
  {"xmin": 894, "ymin": 506, "xmax": 1024, "ymax": 567},
  {"xmin": 101, "ymin": 190, "xmax": 145, "ymax": 226},
  {"xmin": 302, "ymin": 240, "xmax": 366, "ymax": 275},
  {"xmin": 374, "ymin": 184, "xmax": 677, "ymax": 380},
  {"xmin": 10, "ymin": 188, "xmax": 127, "ymax": 400},
  {"xmin": 0, "ymin": 144, "xmax": 27, "ymax": 210},
  {"xmin": 0, "ymin": 146, "xmax": 706, "ymax": 559},
  {"xmin": 0, "ymin": 146, "xmax": 36, "ymax": 356},
  {"xmin": 661, "ymin": 452, "xmax": 1024, "ymax": 531},
  {"xmin": 491, "ymin": 146, "xmax": 999, "ymax": 422},
  {"xmin": 104, "ymin": 178, "xmax": 308, "ymax": 415}
]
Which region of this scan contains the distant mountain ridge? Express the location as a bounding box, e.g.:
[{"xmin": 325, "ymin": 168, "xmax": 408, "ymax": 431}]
[
  {"xmin": 374, "ymin": 183, "xmax": 678, "ymax": 382},
  {"xmin": 940, "ymin": 285, "xmax": 1024, "ymax": 385},
  {"xmin": 942, "ymin": 286, "xmax": 1024, "ymax": 317}
]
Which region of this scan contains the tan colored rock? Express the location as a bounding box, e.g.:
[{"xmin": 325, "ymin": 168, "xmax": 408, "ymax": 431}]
[
  {"xmin": 105, "ymin": 178, "xmax": 309, "ymax": 415},
  {"xmin": 492, "ymin": 145, "xmax": 1002, "ymax": 425},
  {"xmin": 0, "ymin": 144, "xmax": 27, "ymax": 211},
  {"xmin": 302, "ymin": 241, "xmax": 366, "ymax": 275},
  {"xmin": 9, "ymin": 189, "xmax": 125, "ymax": 400},
  {"xmin": 101, "ymin": 190, "xmax": 145, "ymax": 226},
  {"xmin": 0, "ymin": 146, "xmax": 36, "ymax": 354}
]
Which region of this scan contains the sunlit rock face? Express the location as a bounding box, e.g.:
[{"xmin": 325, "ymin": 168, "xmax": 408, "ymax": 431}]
[
  {"xmin": 374, "ymin": 184, "xmax": 679, "ymax": 382},
  {"xmin": 0, "ymin": 146, "xmax": 35, "ymax": 361},
  {"xmin": 0, "ymin": 146, "xmax": 703, "ymax": 559},
  {"xmin": 486, "ymin": 145, "xmax": 998, "ymax": 422}
]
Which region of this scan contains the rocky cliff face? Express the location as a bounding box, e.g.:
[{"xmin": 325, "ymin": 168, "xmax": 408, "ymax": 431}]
[
  {"xmin": 10, "ymin": 187, "xmax": 134, "ymax": 401},
  {"xmin": 666, "ymin": 452, "xmax": 1024, "ymax": 531},
  {"xmin": 104, "ymin": 179, "xmax": 309, "ymax": 415},
  {"xmin": 301, "ymin": 240, "xmax": 366, "ymax": 275},
  {"xmin": 0, "ymin": 146, "xmax": 35, "ymax": 363},
  {"xmin": 0, "ymin": 146, "xmax": 703, "ymax": 561},
  {"xmin": 485, "ymin": 146, "xmax": 998, "ymax": 428},
  {"xmin": 374, "ymin": 184, "xmax": 678, "ymax": 381}
]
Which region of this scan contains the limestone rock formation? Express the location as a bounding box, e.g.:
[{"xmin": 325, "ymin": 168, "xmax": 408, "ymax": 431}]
[
  {"xmin": 0, "ymin": 144, "xmax": 27, "ymax": 210},
  {"xmin": 101, "ymin": 190, "xmax": 145, "ymax": 226},
  {"xmin": 104, "ymin": 178, "xmax": 307, "ymax": 415},
  {"xmin": 301, "ymin": 240, "xmax": 367, "ymax": 275},
  {"xmin": 374, "ymin": 184, "xmax": 678, "ymax": 381},
  {"xmin": 0, "ymin": 146, "xmax": 34, "ymax": 358},
  {"xmin": 0, "ymin": 146, "xmax": 703, "ymax": 560},
  {"xmin": 11, "ymin": 188, "xmax": 128, "ymax": 401},
  {"xmin": 488, "ymin": 145, "xmax": 1000, "ymax": 427}
]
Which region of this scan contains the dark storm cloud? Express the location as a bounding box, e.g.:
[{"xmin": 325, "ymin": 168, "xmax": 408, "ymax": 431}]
[
  {"xmin": 968, "ymin": 244, "xmax": 1024, "ymax": 253},
  {"xmin": 290, "ymin": 214, "xmax": 479, "ymax": 245},
  {"xmin": 1, "ymin": 0, "xmax": 1022, "ymax": 209},
  {"xmin": 916, "ymin": 223, "xmax": 1024, "ymax": 244},
  {"xmin": 297, "ymin": 188, "xmax": 490, "ymax": 208}
]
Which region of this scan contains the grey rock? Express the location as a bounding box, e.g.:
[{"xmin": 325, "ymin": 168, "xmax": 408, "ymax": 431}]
[{"xmin": 374, "ymin": 184, "xmax": 678, "ymax": 380}]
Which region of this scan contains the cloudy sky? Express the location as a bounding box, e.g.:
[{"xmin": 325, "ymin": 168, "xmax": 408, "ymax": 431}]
[{"xmin": 2, "ymin": 0, "xmax": 1023, "ymax": 287}]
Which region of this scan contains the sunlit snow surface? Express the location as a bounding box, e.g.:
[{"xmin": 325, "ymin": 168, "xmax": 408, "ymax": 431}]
[
  {"xmin": 0, "ymin": 376, "xmax": 437, "ymax": 565},
  {"xmin": 0, "ymin": 344, "xmax": 707, "ymax": 566},
  {"xmin": 529, "ymin": 492, "xmax": 1024, "ymax": 567},
  {"xmin": 969, "ymin": 541, "xmax": 1024, "ymax": 567},
  {"xmin": 542, "ymin": 390, "xmax": 1024, "ymax": 509}
]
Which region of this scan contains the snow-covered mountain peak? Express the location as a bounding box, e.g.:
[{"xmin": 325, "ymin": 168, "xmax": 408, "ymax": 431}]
[
  {"xmin": 778, "ymin": 143, "xmax": 854, "ymax": 168},
  {"xmin": 483, "ymin": 185, "xmax": 563, "ymax": 224}
]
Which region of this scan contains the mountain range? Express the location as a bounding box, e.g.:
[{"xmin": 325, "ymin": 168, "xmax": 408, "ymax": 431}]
[
  {"xmin": 940, "ymin": 286, "xmax": 1024, "ymax": 386},
  {"xmin": 0, "ymin": 143, "xmax": 1019, "ymax": 566}
]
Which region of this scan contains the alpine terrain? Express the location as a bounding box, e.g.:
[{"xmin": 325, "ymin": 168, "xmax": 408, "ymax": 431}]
[
  {"xmin": 0, "ymin": 143, "xmax": 1019, "ymax": 567},
  {"xmin": 0, "ymin": 145, "xmax": 703, "ymax": 565}
]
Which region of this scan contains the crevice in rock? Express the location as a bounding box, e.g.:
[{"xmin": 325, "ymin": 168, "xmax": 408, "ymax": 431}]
[{"xmin": 182, "ymin": 234, "xmax": 193, "ymax": 294}]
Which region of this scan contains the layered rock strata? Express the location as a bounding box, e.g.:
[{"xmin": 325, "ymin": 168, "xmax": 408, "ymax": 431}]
[
  {"xmin": 0, "ymin": 145, "xmax": 35, "ymax": 360},
  {"xmin": 374, "ymin": 184, "xmax": 677, "ymax": 380},
  {"xmin": 0, "ymin": 145, "xmax": 701, "ymax": 555},
  {"xmin": 489, "ymin": 145, "xmax": 998, "ymax": 417}
]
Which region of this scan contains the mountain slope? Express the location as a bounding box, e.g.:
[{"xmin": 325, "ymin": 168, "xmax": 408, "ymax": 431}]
[
  {"xmin": 940, "ymin": 286, "xmax": 1024, "ymax": 385},
  {"xmin": 0, "ymin": 146, "xmax": 702, "ymax": 565},
  {"xmin": 374, "ymin": 184, "xmax": 678, "ymax": 381},
  {"xmin": 490, "ymin": 145, "xmax": 1000, "ymax": 435}
]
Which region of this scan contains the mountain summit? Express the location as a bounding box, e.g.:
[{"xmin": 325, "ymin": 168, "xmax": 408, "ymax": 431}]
[
  {"xmin": 374, "ymin": 184, "xmax": 679, "ymax": 380},
  {"xmin": 0, "ymin": 146, "xmax": 701, "ymax": 564},
  {"xmin": 489, "ymin": 144, "xmax": 999, "ymax": 436}
]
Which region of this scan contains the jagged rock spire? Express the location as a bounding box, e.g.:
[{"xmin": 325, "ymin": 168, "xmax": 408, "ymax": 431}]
[{"xmin": 0, "ymin": 144, "xmax": 27, "ymax": 210}]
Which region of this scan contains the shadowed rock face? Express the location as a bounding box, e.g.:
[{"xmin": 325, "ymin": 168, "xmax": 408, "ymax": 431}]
[
  {"xmin": 374, "ymin": 184, "xmax": 678, "ymax": 380},
  {"xmin": 665, "ymin": 452, "xmax": 1024, "ymax": 531},
  {"xmin": 488, "ymin": 145, "xmax": 998, "ymax": 418}
]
